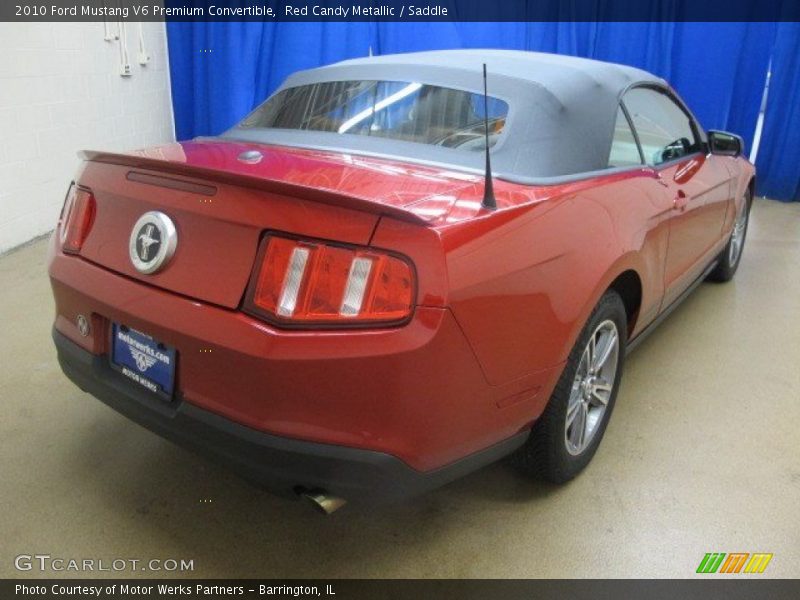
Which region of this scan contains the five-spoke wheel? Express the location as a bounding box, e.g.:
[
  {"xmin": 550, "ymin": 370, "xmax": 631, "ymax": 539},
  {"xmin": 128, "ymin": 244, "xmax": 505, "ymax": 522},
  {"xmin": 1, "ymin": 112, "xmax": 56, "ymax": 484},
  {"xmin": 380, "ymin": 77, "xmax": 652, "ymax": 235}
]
[
  {"xmin": 565, "ymin": 320, "xmax": 619, "ymax": 455},
  {"xmin": 513, "ymin": 290, "xmax": 627, "ymax": 483}
]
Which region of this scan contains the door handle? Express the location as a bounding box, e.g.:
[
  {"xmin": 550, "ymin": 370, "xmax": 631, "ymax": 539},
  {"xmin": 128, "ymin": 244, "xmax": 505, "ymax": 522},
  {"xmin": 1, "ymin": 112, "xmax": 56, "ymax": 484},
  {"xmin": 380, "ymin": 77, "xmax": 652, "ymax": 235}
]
[{"xmin": 673, "ymin": 189, "xmax": 688, "ymax": 211}]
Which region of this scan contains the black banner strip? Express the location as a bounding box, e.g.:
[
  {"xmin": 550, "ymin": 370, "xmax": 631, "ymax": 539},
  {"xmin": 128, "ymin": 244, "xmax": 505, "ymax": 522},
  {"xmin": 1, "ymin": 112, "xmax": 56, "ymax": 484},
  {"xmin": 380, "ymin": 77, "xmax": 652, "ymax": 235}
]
[
  {"xmin": 2, "ymin": 0, "xmax": 800, "ymax": 22},
  {"xmin": 4, "ymin": 579, "xmax": 800, "ymax": 600}
]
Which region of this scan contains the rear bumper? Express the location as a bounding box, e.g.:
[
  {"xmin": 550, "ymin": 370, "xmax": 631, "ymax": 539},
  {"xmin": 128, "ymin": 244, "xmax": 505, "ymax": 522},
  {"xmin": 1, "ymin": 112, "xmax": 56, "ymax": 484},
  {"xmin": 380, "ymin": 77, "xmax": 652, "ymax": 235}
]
[{"xmin": 53, "ymin": 328, "xmax": 527, "ymax": 502}]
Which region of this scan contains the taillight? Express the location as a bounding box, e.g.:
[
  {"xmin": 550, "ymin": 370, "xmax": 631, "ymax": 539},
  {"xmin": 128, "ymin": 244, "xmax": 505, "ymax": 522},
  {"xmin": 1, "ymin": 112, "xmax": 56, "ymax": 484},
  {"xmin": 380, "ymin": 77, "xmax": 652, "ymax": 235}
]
[
  {"xmin": 244, "ymin": 235, "xmax": 415, "ymax": 328},
  {"xmin": 59, "ymin": 184, "xmax": 96, "ymax": 254}
]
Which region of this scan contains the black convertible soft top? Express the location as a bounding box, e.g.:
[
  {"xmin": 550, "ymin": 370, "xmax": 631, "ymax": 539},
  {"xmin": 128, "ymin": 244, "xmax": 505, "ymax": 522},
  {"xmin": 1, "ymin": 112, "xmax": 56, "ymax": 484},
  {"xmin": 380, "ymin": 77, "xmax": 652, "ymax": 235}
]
[{"xmin": 222, "ymin": 49, "xmax": 666, "ymax": 183}]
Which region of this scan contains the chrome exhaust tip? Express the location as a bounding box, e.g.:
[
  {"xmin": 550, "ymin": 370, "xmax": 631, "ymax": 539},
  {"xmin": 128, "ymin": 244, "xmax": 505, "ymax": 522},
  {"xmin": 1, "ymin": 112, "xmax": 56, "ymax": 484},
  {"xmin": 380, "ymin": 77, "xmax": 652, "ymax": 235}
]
[{"xmin": 298, "ymin": 489, "xmax": 347, "ymax": 515}]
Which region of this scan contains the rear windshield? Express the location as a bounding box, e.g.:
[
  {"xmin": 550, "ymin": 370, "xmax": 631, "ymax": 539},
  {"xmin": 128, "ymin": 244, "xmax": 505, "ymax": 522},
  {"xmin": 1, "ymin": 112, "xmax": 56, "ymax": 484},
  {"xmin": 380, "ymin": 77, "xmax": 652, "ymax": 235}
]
[{"xmin": 238, "ymin": 80, "xmax": 509, "ymax": 151}]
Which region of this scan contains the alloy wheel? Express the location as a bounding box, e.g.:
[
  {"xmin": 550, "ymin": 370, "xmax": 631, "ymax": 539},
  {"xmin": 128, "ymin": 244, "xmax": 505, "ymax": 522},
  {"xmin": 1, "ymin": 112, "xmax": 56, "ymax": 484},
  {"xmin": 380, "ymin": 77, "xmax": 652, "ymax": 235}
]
[{"xmin": 565, "ymin": 319, "xmax": 620, "ymax": 456}]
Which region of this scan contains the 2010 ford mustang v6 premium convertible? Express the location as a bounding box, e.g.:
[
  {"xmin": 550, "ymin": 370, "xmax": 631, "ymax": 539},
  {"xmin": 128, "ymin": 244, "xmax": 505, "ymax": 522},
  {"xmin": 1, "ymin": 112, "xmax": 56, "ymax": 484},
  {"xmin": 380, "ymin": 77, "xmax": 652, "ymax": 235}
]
[{"xmin": 49, "ymin": 50, "xmax": 753, "ymax": 512}]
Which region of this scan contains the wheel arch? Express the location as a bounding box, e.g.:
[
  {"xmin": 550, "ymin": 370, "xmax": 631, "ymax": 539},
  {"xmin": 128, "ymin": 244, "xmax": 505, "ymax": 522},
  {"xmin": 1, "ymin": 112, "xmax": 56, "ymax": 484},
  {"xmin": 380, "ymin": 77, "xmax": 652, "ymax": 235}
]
[
  {"xmin": 562, "ymin": 252, "xmax": 653, "ymax": 363},
  {"xmin": 607, "ymin": 269, "xmax": 643, "ymax": 338}
]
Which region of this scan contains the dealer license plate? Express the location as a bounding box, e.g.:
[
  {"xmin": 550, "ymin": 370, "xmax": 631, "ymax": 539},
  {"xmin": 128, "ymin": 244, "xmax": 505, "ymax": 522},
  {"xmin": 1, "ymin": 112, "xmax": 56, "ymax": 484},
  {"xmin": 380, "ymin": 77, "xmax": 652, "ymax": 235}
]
[{"xmin": 111, "ymin": 324, "xmax": 176, "ymax": 397}]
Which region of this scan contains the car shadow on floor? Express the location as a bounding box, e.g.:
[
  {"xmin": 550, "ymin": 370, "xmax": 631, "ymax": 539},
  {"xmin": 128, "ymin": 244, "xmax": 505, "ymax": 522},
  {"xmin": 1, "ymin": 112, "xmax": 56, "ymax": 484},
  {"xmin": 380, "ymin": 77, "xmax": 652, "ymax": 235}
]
[{"xmin": 62, "ymin": 406, "xmax": 562, "ymax": 576}]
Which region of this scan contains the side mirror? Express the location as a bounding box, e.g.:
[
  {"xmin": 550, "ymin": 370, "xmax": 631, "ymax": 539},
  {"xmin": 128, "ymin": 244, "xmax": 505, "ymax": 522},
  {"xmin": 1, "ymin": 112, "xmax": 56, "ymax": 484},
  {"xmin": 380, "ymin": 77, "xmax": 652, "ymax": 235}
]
[{"xmin": 708, "ymin": 130, "xmax": 743, "ymax": 157}]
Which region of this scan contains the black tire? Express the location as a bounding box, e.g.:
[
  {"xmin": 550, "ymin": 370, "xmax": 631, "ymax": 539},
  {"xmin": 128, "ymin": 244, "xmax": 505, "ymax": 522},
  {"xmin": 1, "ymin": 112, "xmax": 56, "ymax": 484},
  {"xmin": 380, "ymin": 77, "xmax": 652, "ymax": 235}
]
[
  {"xmin": 512, "ymin": 290, "xmax": 627, "ymax": 483},
  {"xmin": 708, "ymin": 189, "xmax": 751, "ymax": 283}
]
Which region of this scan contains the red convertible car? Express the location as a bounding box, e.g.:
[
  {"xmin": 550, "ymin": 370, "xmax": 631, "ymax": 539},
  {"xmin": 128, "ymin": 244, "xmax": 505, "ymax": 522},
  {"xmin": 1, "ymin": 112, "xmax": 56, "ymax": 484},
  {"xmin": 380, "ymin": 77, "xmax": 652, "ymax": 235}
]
[{"xmin": 49, "ymin": 50, "xmax": 753, "ymax": 513}]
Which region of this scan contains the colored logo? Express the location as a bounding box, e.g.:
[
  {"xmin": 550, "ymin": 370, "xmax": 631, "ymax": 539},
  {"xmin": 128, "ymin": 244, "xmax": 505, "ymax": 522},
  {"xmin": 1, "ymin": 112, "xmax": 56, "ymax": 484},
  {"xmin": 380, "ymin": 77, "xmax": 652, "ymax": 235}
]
[{"xmin": 696, "ymin": 552, "xmax": 773, "ymax": 574}]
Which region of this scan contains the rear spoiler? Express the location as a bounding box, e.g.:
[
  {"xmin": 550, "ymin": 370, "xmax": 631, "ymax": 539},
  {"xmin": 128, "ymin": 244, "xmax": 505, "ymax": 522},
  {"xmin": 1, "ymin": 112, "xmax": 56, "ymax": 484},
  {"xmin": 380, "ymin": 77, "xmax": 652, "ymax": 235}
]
[{"xmin": 78, "ymin": 150, "xmax": 430, "ymax": 226}]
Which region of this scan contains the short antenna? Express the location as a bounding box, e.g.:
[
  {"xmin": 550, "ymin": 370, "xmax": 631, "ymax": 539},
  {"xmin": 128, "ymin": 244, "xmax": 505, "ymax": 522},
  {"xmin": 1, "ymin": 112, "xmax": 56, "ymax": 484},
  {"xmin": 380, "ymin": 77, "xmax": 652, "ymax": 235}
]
[{"xmin": 481, "ymin": 63, "xmax": 497, "ymax": 210}]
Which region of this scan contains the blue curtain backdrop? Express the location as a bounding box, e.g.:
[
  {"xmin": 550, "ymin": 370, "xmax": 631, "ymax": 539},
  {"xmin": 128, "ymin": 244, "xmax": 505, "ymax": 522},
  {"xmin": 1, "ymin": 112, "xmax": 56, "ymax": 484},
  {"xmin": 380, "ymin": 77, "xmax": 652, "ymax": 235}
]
[
  {"xmin": 166, "ymin": 21, "xmax": 796, "ymax": 200},
  {"xmin": 755, "ymin": 22, "xmax": 800, "ymax": 201}
]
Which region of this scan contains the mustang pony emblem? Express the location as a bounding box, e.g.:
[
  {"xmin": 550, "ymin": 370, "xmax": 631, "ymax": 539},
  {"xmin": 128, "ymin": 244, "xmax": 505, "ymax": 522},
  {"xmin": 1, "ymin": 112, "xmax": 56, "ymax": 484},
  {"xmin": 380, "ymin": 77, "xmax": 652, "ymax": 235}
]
[
  {"xmin": 137, "ymin": 224, "xmax": 159, "ymax": 261},
  {"xmin": 130, "ymin": 347, "xmax": 157, "ymax": 373},
  {"xmin": 128, "ymin": 211, "xmax": 177, "ymax": 275}
]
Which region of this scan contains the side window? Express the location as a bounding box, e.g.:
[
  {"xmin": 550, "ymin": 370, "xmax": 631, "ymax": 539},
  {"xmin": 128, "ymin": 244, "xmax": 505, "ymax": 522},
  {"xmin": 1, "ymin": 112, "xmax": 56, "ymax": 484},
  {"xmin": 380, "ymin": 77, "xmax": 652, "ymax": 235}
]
[
  {"xmin": 622, "ymin": 87, "xmax": 699, "ymax": 166},
  {"xmin": 608, "ymin": 106, "xmax": 643, "ymax": 167}
]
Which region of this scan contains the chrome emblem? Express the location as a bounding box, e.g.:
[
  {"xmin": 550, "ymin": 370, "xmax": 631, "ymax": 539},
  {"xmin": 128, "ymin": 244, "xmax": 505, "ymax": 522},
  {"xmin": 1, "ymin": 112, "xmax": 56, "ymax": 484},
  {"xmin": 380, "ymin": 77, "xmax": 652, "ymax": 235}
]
[
  {"xmin": 129, "ymin": 211, "xmax": 177, "ymax": 274},
  {"xmin": 238, "ymin": 150, "xmax": 263, "ymax": 164},
  {"xmin": 138, "ymin": 224, "xmax": 159, "ymax": 260},
  {"xmin": 76, "ymin": 314, "xmax": 90, "ymax": 337}
]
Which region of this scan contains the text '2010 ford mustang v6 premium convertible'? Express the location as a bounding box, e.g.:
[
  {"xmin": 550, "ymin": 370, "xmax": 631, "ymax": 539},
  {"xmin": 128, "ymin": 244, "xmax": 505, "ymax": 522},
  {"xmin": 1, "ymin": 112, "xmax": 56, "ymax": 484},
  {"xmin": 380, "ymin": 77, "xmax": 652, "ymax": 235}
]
[{"xmin": 49, "ymin": 50, "xmax": 753, "ymax": 513}]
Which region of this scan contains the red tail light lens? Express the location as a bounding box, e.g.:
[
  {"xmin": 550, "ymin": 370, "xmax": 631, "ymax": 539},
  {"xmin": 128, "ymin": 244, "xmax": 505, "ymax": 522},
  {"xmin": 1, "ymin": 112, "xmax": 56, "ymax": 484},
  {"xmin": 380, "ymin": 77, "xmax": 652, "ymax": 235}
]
[
  {"xmin": 245, "ymin": 235, "xmax": 415, "ymax": 328},
  {"xmin": 60, "ymin": 184, "xmax": 96, "ymax": 254}
]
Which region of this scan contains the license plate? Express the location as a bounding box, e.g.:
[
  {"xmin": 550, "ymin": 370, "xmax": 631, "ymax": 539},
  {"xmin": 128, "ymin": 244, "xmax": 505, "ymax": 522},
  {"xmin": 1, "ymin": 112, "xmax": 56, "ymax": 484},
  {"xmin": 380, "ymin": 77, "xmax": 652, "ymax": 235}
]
[{"xmin": 111, "ymin": 324, "xmax": 176, "ymax": 397}]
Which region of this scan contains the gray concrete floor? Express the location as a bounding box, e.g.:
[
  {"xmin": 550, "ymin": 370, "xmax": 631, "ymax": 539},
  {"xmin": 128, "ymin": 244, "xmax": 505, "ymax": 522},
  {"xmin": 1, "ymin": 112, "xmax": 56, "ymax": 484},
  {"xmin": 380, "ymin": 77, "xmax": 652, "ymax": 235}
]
[{"xmin": 0, "ymin": 199, "xmax": 798, "ymax": 579}]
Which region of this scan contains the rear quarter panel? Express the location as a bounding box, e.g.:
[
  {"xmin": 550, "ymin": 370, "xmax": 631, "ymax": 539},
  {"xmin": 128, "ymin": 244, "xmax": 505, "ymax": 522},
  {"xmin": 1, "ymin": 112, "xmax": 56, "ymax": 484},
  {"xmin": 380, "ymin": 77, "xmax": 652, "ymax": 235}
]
[{"xmin": 442, "ymin": 169, "xmax": 673, "ymax": 386}]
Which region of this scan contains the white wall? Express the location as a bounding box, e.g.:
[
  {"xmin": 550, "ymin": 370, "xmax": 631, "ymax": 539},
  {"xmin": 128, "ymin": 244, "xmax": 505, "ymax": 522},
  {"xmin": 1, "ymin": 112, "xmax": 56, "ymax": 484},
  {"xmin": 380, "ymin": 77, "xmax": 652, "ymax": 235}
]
[{"xmin": 0, "ymin": 22, "xmax": 175, "ymax": 254}]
